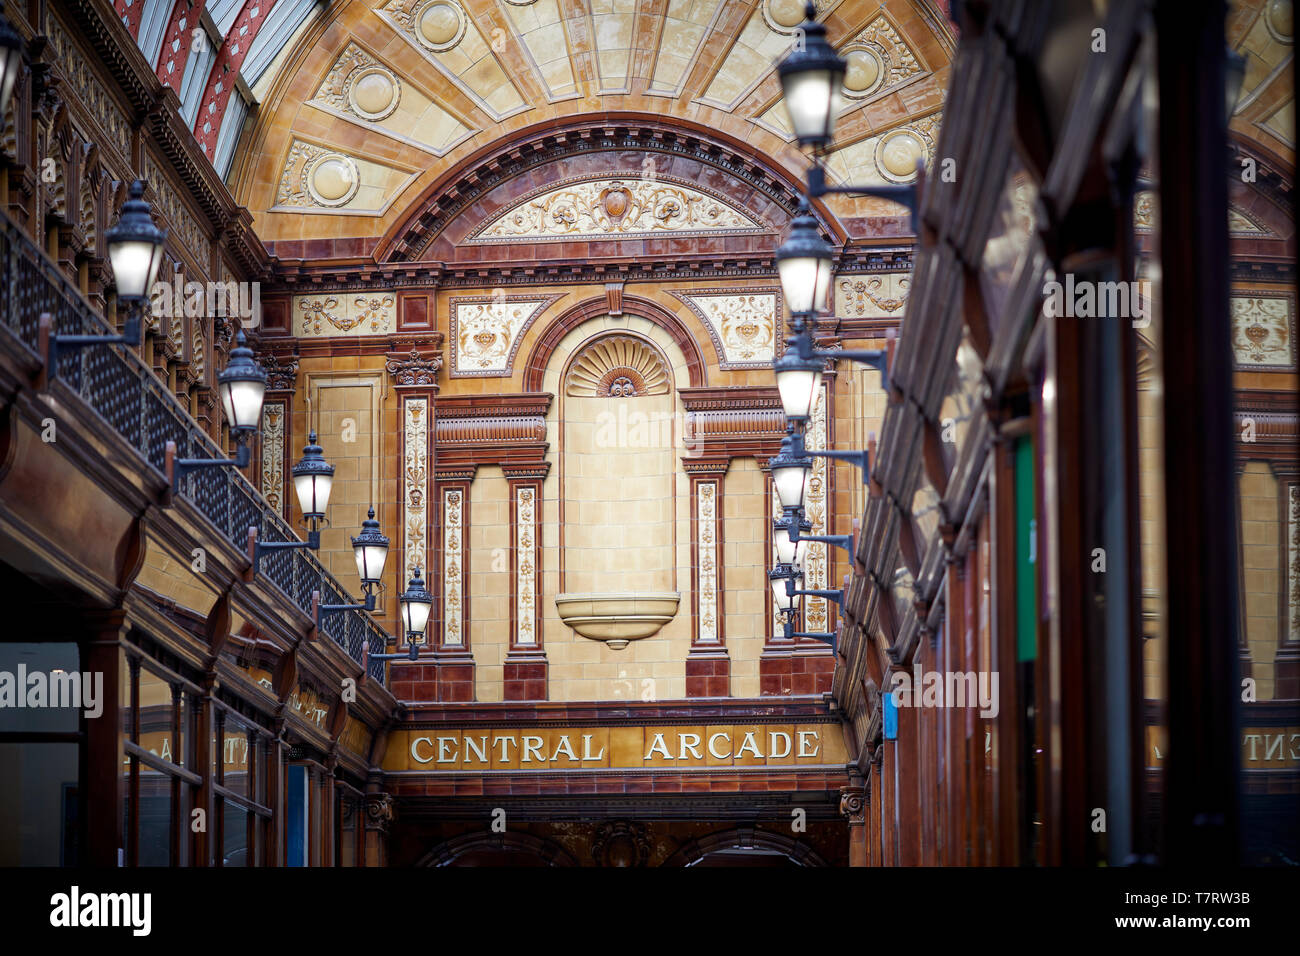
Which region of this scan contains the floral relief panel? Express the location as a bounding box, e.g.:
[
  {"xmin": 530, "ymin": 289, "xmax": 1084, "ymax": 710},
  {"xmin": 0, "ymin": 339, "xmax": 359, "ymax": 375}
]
[
  {"xmin": 674, "ymin": 290, "xmax": 780, "ymax": 368},
  {"xmin": 450, "ymin": 296, "xmax": 558, "ymax": 376},
  {"xmin": 294, "ymin": 293, "xmax": 396, "ymax": 337},
  {"xmin": 1231, "ymin": 292, "xmax": 1295, "ymax": 370},
  {"xmin": 466, "ymin": 176, "xmax": 764, "ymax": 242}
]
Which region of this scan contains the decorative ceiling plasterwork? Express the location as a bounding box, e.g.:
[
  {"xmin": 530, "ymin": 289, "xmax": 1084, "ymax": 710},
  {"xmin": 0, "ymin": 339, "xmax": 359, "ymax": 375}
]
[
  {"xmin": 673, "ymin": 290, "xmax": 782, "ymax": 368},
  {"xmin": 274, "ymin": 139, "xmax": 420, "ymax": 215},
  {"xmin": 565, "ymin": 335, "xmax": 672, "ymax": 398},
  {"xmin": 294, "ymin": 293, "xmax": 398, "ymax": 337},
  {"xmin": 825, "ymin": 110, "xmax": 940, "ymax": 187},
  {"xmin": 309, "ymin": 42, "xmax": 475, "ymax": 156},
  {"xmin": 701, "ymin": 0, "xmax": 840, "ymax": 110},
  {"xmin": 1231, "ymin": 291, "xmax": 1296, "ymax": 370},
  {"xmin": 236, "ymin": 1, "xmax": 956, "ymax": 246},
  {"xmin": 467, "ymin": 176, "xmax": 766, "ymax": 243},
  {"xmin": 449, "ymin": 295, "xmax": 561, "ymax": 376},
  {"xmin": 378, "ymin": 0, "xmax": 528, "ymax": 120}
]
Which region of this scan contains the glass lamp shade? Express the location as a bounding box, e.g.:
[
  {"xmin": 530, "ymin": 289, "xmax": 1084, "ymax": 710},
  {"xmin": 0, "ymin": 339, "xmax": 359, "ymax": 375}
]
[
  {"xmin": 775, "ymin": 335, "xmax": 824, "ymax": 422},
  {"xmin": 0, "ymin": 8, "xmax": 22, "ymax": 120},
  {"xmin": 217, "ymin": 331, "xmax": 267, "ymax": 433},
  {"xmin": 770, "ymin": 429, "xmax": 814, "ymax": 511},
  {"xmin": 352, "ymin": 507, "xmax": 389, "ymax": 586},
  {"xmin": 291, "ymin": 431, "xmax": 334, "ymax": 522},
  {"xmin": 400, "ymin": 568, "xmax": 433, "ymax": 640},
  {"xmin": 774, "ymin": 512, "xmax": 812, "ymax": 569},
  {"xmin": 769, "ymin": 566, "xmax": 801, "ymax": 613},
  {"xmin": 105, "ymin": 181, "xmax": 168, "ymax": 300},
  {"xmin": 777, "ymin": 6, "xmax": 846, "ymax": 150},
  {"xmin": 775, "ymin": 201, "xmax": 836, "ymax": 317}
]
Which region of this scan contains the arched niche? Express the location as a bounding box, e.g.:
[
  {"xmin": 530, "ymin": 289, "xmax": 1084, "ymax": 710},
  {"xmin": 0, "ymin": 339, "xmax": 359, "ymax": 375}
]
[{"xmin": 537, "ymin": 310, "xmax": 696, "ymax": 650}]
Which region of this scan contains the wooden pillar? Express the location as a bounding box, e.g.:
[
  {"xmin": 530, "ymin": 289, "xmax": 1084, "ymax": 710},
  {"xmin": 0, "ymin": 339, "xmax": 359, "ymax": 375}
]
[
  {"xmin": 363, "ymin": 793, "xmax": 392, "ymax": 867},
  {"xmin": 81, "ymin": 611, "xmax": 128, "ymax": 867},
  {"xmin": 1154, "ymin": 0, "xmax": 1241, "ymax": 866}
]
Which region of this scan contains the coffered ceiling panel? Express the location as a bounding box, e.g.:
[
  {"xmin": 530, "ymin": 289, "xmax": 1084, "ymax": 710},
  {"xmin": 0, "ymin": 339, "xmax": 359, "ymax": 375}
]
[{"xmin": 230, "ymin": 0, "xmax": 958, "ymax": 250}]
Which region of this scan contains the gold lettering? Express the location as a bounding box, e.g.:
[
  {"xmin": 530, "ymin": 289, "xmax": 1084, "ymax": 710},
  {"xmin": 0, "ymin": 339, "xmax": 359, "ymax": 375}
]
[
  {"xmin": 522, "ymin": 735, "xmax": 545, "ymax": 762},
  {"xmin": 797, "ymin": 729, "xmax": 820, "ymax": 758},
  {"xmin": 411, "ymin": 736, "xmax": 435, "ymax": 764}
]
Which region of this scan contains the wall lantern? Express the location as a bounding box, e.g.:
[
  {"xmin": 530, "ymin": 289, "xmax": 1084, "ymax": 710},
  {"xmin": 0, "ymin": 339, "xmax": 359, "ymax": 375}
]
[
  {"xmin": 40, "ymin": 181, "xmax": 166, "ymax": 380},
  {"xmin": 775, "ymin": 198, "xmax": 837, "ymax": 319},
  {"xmin": 777, "ymin": 3, "xmax": 846, "ymax": 152}
]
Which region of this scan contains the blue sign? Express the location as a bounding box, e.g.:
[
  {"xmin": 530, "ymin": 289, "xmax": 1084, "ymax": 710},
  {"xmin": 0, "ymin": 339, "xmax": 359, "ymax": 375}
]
[{"xmin": 883, "ymin": 691, "xmax": 898, "ymax": 740}]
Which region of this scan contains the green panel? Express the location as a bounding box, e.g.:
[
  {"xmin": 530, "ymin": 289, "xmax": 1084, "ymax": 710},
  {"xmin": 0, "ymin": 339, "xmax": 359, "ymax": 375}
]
[{"xmin": 1015, "ymin": 436, "xmax": 1038, "ymax": 662}]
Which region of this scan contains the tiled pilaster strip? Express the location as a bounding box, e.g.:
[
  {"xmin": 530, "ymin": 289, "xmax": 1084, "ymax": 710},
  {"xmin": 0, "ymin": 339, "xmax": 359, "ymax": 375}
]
[
  {"xmin": 385, "ymin": 341, "xmax": 448, "ymax": 701},
  {"xmin": 797, "ymin": 379, "xmax": 836, "ymax": 695},
  {"xmin": 256, "ymin": 350, "xmax": 298, "ymax": 520},
  {"xmin": 432, "ymin": 473, "xmax": 474, "ymax": 702},
  {"xmin": 504, "ymin": 462, "xmax": 550, "ymax": 701},
  {"xmin": 686, "ymin": 459, "xmax": 730, "ymax": 697}
]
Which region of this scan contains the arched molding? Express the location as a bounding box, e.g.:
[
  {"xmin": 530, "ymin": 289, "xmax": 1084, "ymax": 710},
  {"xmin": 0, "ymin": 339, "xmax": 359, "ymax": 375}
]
[
  {"xmin": 660, "ymin": 826, "xmax": 829, "ymax": 867},
  {"xmin": 417, "ymin": 831, "xmax": 579, "ymax": 867},
  {"xmin": 375, "ymin": 115, "xmax": 843, "ymax": 262},
  {"xmin": 522, "ymin": 295, "xmax": 709, "ymax": 392}
]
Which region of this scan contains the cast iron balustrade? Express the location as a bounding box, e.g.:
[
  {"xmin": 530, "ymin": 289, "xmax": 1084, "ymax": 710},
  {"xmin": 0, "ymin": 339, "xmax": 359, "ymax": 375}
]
[{"xmin": 0, "ymin": 216, "xmax": 388, "ymax": 684}]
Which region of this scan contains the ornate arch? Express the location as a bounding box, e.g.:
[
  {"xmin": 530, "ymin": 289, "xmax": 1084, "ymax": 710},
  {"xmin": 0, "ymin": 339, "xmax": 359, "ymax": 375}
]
[
  {"xmin": 375, "ymin": 114, "xmax": 840, "ymax": 262},
  {"xmin": 417, "ymin": 831, "xmax": 579, "ymax": 867},
  {"xmin": 522, "ymin": 295, "xmax": 709, "ymax": 392},
  {"xmin": 660, "ymin": 826, "xmax": 829, "ymax": 867}
]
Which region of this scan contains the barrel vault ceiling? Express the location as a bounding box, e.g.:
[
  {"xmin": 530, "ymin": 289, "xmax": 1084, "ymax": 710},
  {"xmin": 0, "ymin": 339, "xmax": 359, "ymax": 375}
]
[{"xmin": 172, "ymin": 0, "xmax": 958, "ymax": 256}]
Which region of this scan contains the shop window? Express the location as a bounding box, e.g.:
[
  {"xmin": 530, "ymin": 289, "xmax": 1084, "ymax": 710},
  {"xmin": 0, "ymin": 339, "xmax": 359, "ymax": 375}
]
[{"xmin": 0, "ymin": 643, "xmax": 81, "ymax": 866}]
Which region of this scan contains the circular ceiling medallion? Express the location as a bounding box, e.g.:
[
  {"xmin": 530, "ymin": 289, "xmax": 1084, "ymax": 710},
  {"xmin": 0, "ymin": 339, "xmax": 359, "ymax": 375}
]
[
  {"xmin": 1265, "ymin": 0, "xmax": 1293, "ymax": 43},
  {"xmin": 764, "ymin": 0, "xmax": 809, "ymax": 34},
  {"xmin": 876, "ymin": 129, "xmax": 925, "ymax": 183},
  {"xmin": 348, "ymin": 67, "xmax": 401, "ymax": 120},
  {"xmin": 306, "ymin": 154, "xmax": 360, "ymax": 206},
  {"xmin": 416, "ymin": 0, "xmax": 467, "ymax": 52},
  {"xmin": 842, "ymin": 48, "xmax": 885, "ymax": 98}
]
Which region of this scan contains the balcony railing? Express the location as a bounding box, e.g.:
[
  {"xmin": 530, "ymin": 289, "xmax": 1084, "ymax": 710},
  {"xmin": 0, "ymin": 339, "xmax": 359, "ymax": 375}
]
[{"xmin": 0, "ymin": 215, "xmax": 388, "ymax": 683}]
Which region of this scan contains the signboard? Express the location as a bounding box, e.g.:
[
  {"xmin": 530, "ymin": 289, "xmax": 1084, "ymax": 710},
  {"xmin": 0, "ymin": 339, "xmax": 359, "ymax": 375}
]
[{"xmin": 383, "ymin": 723, "xmax": 848, "ymax": 772}]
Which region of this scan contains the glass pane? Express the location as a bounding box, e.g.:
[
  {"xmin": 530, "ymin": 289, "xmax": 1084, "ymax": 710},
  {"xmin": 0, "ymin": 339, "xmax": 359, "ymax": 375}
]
[
  {"xmin": 938, "ymin": 329, "xmax": 986, "ymax": 471},
  {"xmin": 222, "ymin": 802, "xmax": 248, "ymax": 867},
  {"xmin": 137, "ymin": 667, "xmax": 176, "ymax": 764},
  {"xmin": 221, "ymin": 721, "xmax": 251, "ymax": 798},
  {"xmin": 0, "ymin": 742, "xmax": 79, "ymax": 865},
  {"xmin": 0, "ymin": 643, "xmax": 81, "ymax": 733},
  {"xmin": 137, "ymin": 773, "xmax": 172, "ymax": 867}
]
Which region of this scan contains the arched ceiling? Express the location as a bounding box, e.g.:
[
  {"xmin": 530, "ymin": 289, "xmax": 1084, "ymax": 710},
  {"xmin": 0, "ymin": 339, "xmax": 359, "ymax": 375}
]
[
  {"xmin": 1229, "ymin": 0, "xmax": 1294, "ymax": 171},
  {"xmin": 217, "ymin": 0, "xmax": 956, "ymax": 257}
]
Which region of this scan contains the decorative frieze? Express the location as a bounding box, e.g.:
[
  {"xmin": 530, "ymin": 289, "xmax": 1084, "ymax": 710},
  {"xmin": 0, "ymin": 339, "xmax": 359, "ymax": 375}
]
[
  {"xmin": 514, "ymin": 484, "xmax": 540, "ymax": 647},
  {"xmin": 467, "ymin": 176, "xmax": 765, "ymax": 243},
  {"xmin": 260, "ymin": 402, "xmax": 286, "ymax": 516},
  {"xmin": 403, "ymin": 398, "xmax": 429, "ymax": 591},
  {"xmin": 696, "ymin": 480, "xmax": 721, "ymax": 644},
  {"xmin": 294, "ymin": 293, "xmax": 397, "ymax": 337},
  {"xmin": 261, "ymin": 353, "xmax": 300, "ymax": 392},
  {"xmin": 442, "ymin": 487, "xmax": 464, "ymax": 647},
  {"xmin": 1231, "ymin": 292, "xmax": 1295, "ymax": 370},
  {"xmin": 834, "ymin": 274, "xmax": 911, "ymax": 318},
  {"xmin": 674, "ymin": 290, "xmax": 780, "ymax": 368},
  {"xmin": 44, "ymin": 15, "xmax": 132, "ymax": 163},
  {"xmin": 449, "ymin": 295, "xmax": 558, "ymax": 376}
]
